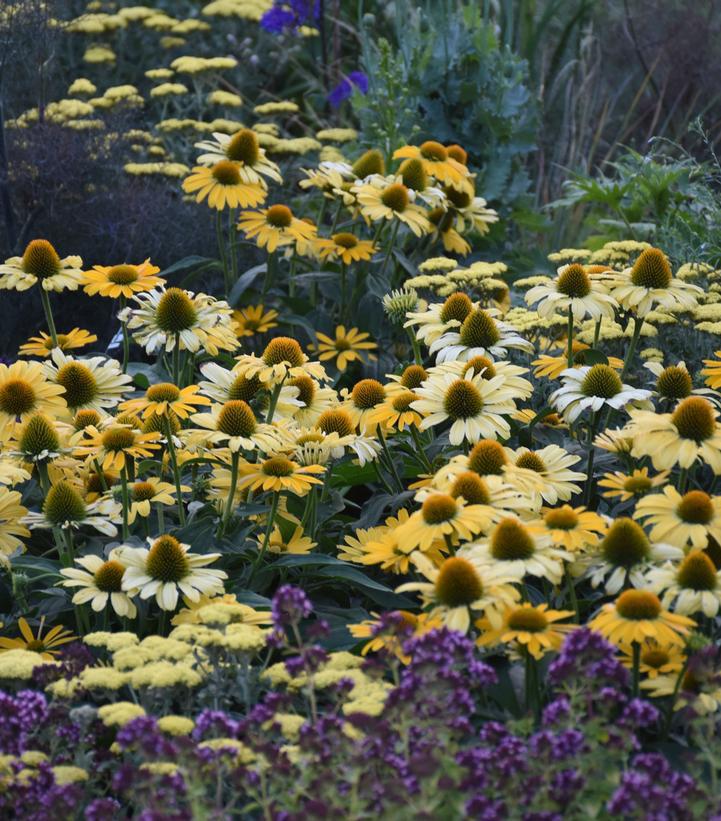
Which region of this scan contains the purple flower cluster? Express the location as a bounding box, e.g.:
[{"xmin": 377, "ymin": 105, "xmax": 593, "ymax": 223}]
[
  {"xmin": 260, "ymin": 0, "xmax": 319, "ymax": 34},
  {"xmin": 548, "ymin": 627, "xmax": 629, "ymax": 689},
  {"xmin": 0, "ymin": 689, "xmax": 47, "ymax": 755},
  {"xmin": 607, "ymin": 753, "xmax": 700, "ymax": 818},
  {"xmin": 272, "ymin": 584, "xmax": 313, "ymax": 629},
  {"xmin": 328, "ymin": 71, "xmax": 369, "ymax": 108}
]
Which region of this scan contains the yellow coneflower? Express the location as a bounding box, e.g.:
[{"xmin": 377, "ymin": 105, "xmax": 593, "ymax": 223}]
[
  {"xmin": 527, "ymin": 505, "xmax": 608, "ymax": 553},
  {"xmin": 633, "ymin": 486, "xmax": 721, "ymax": 548},
  {"xmin": 0, "ymin": 617, "xmax": 76, "ymax": 660},
  {"xmin": 182, "ymin": 162, "xmax": 267, "ymax": 210},
  {"xmin": 393, "ymin": 141, "xmax": 470, "ymax": 188},
  {"xmin": 120, "ymin": 382, "xmax": 210, "ymax": 420},
  {"xmin": 597, "ymin": 467, "xmax": 669, "ymax": 502},
  {"xmin": 315, "ymin": 233, "xmax": 377, "ymax": 264},
  {"xmin": 236, "ymin": 455, "xmax": 325, "ymax": 496},
  {"xmin": 354, "ymin": 179, "xmax": 430, "ymax": 237},
  {"xmin": 0, "ymin": 488, "xmax": 29, "ymax": 556},
  {"xmin": 590, "ymin": 589, "xmax": 695, "ymax": 647},
  {"xmin": 618, "ymin": 639, "xmax": 685, "ymax": 679},
  {"xmin": 81, "ymin": 259, "xmax": 164, "ymax": 299},
  {"xmin": 475, "ymin": 603, "xmax": 576, "ymax": 659},
  {"xmin": 237, "ymin": 204, "xmax": 317, "ymax": 252},
  {"xmin": 0, "ymin": 360, "xmax": 68, "ymax": 439},
  {"xmin": 395, "ymin": 493, "xmax": 491, "ymax": 552},
  {"xmin": 74, "ymin": 424, "xmax": 162, "ymax": 471},
  {"xmin": 194, "ymin": 128, "xmax": 282, "ymax": 184},
  {"xmin": 44, "ymin": 350, "xmax": 132, "ymax": 413},
  {"xmin": 232, "ymin": 305, "xmax": 279, "ymax": 337},
  {"xmin": 310, "ymin": 326, "xmax": 378, "ymax": 371},
  {"xmin": 19, "ymin": 328, "xmax": 97, "ymax": 358},
  {"xmin": 127, "ymin": 477, "xmax": 188, "ymax": 524}
]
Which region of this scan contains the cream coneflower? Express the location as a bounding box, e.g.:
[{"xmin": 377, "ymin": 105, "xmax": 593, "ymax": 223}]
[
  {"xmin": 590, "ymin": 589, "xmax": 695, "ymax": 647},
  {"xmin": 44, "ymin": 350, "xmax": 132, "ymax": 413},
  {"xmin": 23, "ymin": 480, "xmax": 120, "ymax": 536},
  {"xmin": 232, "ymin": 305, "xmax": 279, "ymax": 338},
  {"xmin": 410, "ymin": 370, "xmax": 520, "ymax": 446},
  {"xmin": 190, "ymin": 400, "xmax": 288, "ymax": 453},
  {"xmin": 74, "ymin": 424, "xmax": 162, "ymax": 472},
  {"xmin": 81, "ymin": 259, "xmax": 164, "ymax": 299},
  {"xmin": 310, "ymin": 326, "xmax": 378, "ymax": 372},
  {"xmin": 528, "ymin": 505, "xmax": 608, "ymax": 553},
  {"xmin": 404, "ymin": 292, "xmax": 475, "ymax": 346},
  {"xmin": 644, "ymin": 359, "xmax": 719, "ymax": 406},
  {"xmin": 274, "ymin": 375, "xmax": 337, "ymax": 428},
  {"xmin": 0, "ymin": 360, "xmax": 68, "ymax": 438},
  {"xmin": 634, "ymin": 487, "xmax": 721, "ymax": 548},
  {"xmin": 19, "ymin": 328, "xmax": 97, "ymax": 358},
  {"xmin": 443, "ymin": 185, "xmax": 499, "ymax": 235},
  {"xmin": 581, "ymin": 517, "xmax": 682, "ymax": 594},
  {"xmin": 235, "ymin": 455, "xmax": 325, "ymax": 496},
  {"xmin": 394, "ymin": 493, "xmax": 491, "ymax": 552},
  {"xmin": 619, "ymin": 639, "xmax": 685, "ymax": 679},
  {"xmin": 607, "ymin": 247, "xmax": 702, "ymax": 317},
  {"xmin": 646, "ymin": 551, "xmax": 721, "ymax": 617},
  {"xmin": 549, "ymin": 364, "xmax": 652, "ymax": 423},
  {"xmin": 315, "ymin": 233, "xmax": 377, "ymax": 264},
  {"xmin": 60, "ymin": 548, "xmax": 138, "ymax": 617},
  {"xmin": 396, "ymin": 552, "xmax": 522, "ymax": 634},
  {"xmin": 182, "ymin": 162, "xmax": 267, "ymax": 210},
  {"xmin": 197, "ymin": 362, "xmax": 264, "ymax": 404},
  {"xmin": 505, "ymin": 445, "xmax": 585, "ymax": 506},
  {"xmin": 10, "ymin": 412, "xmax": 66, "ymax": 463},
  {"xmin": 525, "ymin": 263, "xmax": 618, "ymax": 321},
  {"xmin": 629, "ymin": 397, "xmax": 721, "ymax": 473},
  {"xmin": 368, "ymin": 390, "xmax": 423, "ymax": 432},
  {"xmin": 235, "ymin": 337, "xmax": 327, "ymax": 386},
  {"xmin": 237, "ymin": 204, "xmax": 317, "ymax": 252},
  {"xmin": 0, "ymin": 239, "xmax": 83, "ymax": 292},
  {"xmin": 120, "ymin": 535, "xmax": 227, "ymax": 611},
  {"xmin": 431, "ymin": 357, "xmax": 533, "ymax": 401},
  {"xmin": 475, "ymin": 603, "xmax": 576, "ymax": 659},
  {"xmin": 429, "ymin": 307, "xmax": 533, "ymax": 363},
  {"xmin": 342, "ymin": 378, "xmax": 387, "ymax": 433},
  {"xmin": 194, "ymin": 128, "xmax": 282, "ymax": 184},
  {"xmin": 463, "ymin": 517, "xmax": 570, "ymax": 585},
  {"xmin": 354, "ymin": 179, "xmax": 430, "ymax": 236},
  {"xmin": 120, "ymin": 287, "xmax": 238, "ymax": 356},
  {"xmin": 120, "ymin": 382, "xmax": 210, "ymax": 420},
  {"xmin": 598, "ymin": 468, "xmax": 670, "ymax": 502}
]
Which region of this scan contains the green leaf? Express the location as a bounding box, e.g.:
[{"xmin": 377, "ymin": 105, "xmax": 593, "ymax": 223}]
[
  {"xmin": 227, "ymin": 263, "xmax": 267, "ymax": 306},
  {"xmin": 159, "ymin": 255, "xmax": 216, "ymax": 278},
  {"xmin": 574, "ymin": 348, "xmax": 608, "ymax": 366}
]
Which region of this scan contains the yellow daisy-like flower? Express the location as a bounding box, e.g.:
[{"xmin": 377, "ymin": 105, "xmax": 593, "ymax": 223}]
[
  {"xmin": 232, "ymin": 305, "xmax": 279, "ymax": 338},
  {"xmin": 127, "ymin": 477, "xmax": 188, "ymax": 524},
  {"xmin": 120, "ymin": 382, "xmax": 210, "ymax": 420},
  {"xmin": 0, "ymin": 487, "xmax": 30, "ymax": 556},
  {"xmin": 367, "ymin": 390, "xmax": 423, "ymax": 432},
  {"xmin": 641, "ymin": 667, "xmax": 721, "ymax": 716},
  {"xmin": 182, "ymin": 162, "xmax": 267, "ymax": 210},
  {"xmin": 355, "ymin": 509, "xmax": 445, "ymax": 574},
  {"xmin": 235, "ymin": 337, "xmax": 327, "ymax": 386},
  {"xmin": 505, "ymin": 445, "xmax": 586, "ymax": 507},
  {"xmin": 259, "ymin": 523, "xmax": 316, "ymax": 555},
  {"xmin": 590, "ymin": 589, "xmax": 695, "ymax": 647},
  {"xmin": 236, "ymin": 455, "xmax": 325, "ymax": 496},
  {"xmin": 0, "ymin": 360, "xmax": 68, "ymax": 439},
  {"xmin": 81, "ymin": 259, "xmax": 164, "ymax": 299},
  {"xmin": 475, "ymin": 603, "xmax": 576, "ymax": 660},
  {"xmin": 393, "ymin": 141, "xmax": 470, "ymax": 188},
  {"xmin": 396, "ymin": 552, "xmax": 522, "ymax": 634},
  {"xmin": 237, "ymin": 204, "xmax": 317, "ymax": 252},
  {"xmin": 74, "ymin": 424, "xmax": 162, "ymax": 471},
  {"xmin": 618, "ymin": 639, "xmax": 685, "ymax": 679},
  {"xmin": 527, "ymin": 505, "xmax": 608, "ymax": 553},
  {"xmin": 0, "ymin": 617, "xmax": 76, "ymax": 660},
  {"xmin": 190, "ymin": 400, "xmax": 288, "ymax": 453},
  {"xmin": 19, "ymin": 328, "xmax": 97, "ymax": 358},
  {"xmin": 701, "ymin": 351, "xmax": 721, "ymax": 389},
  {"xmin": 597, "ymin": 467, "xmax": 670, "ymax": 502},
  {"xmin": 194, "ymin": 128, "xmax": 282, "ymax": 184},
  {"xmin": 60, "ymin": 548, "xmax": 138, "ymax": 618},
  {"xmin": 349, "ymin": 611, "xmax": 443, "ymax": 663},
  {"xmin": 394, "ymin": 493, "xmax": 491, "ymax": 552},
  {"xmin": 315, "ymin": 233, "xmax": 377, "ymax": 264},
  {"xmin": 629, "ymin": 397, "xmax": 721, "ymax": 473},
  {"xmin": 310, "ymin": 326, "xmax": 378, "ymax": 372},
  {"xmin": 0, "ymin": 239, "xmax": 83, "ymax": 292},
  {"xmin": 526, "ymin": 263, "xmax": 618, "ymax": 321},
  {"xmin": 532, "ymin": 340, "xmax": 624, "ymax": 380},
  {"xmin": 354, "ymin": 180, "xmax": 430, "ymax": 237},
  {"xmin": 633, "ymin": 487, "xmax": 721, "ymax": 548}
]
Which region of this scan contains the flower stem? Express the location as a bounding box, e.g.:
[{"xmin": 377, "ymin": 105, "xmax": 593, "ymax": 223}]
[
  {"xmin": 220, "ymin": 450, "xmax": 240, "ymax": 536},
  {"xmin": 163, "ymin": 417, "xmax": 186, "ymax": 525},
  {"xmin": 409, "ymin": 425, "xmax": 432, "ymax": 473},
  {"xmin": 621, "ymin": 315, "xmax": 644, "ymax": 380},
  {"xmin": 379, "ymin": 220, "xmax": 400, "ymax": 281},
  {"xmin": 564, "ymin": 563, "xmax": 580, "ymax": 622},
  {"xmin": 249, "ymin": 492, "xmax": 280, "ymax": 583},
  {"xmin": 120, "ymin": 468, "xmax": 130, "ymax": 541},
  {"xmin": 631, "ymin": 641, "xmax": 641, "ymax": 698},
  {"xmin": 406, "ymin": 326, "xmax": 422, "ymax": 365},
  {"xmin": 119, "ymin": 295, "xmax": 130, "ymax": 373},
  {"xmin": 377, "ymin": 426, "xmax": 403, "ymax": 491},
  {"xmin": 172, "ymin": 334, "xmax": 181, "ymax": 385},
  {"xmin": 266, "ymin": 380, "xmax": 284, "ymax": 423},
  {"xmin": 216, "ymin": 210, "xmax": 230, "ymax": 296},
  {"xmin": 566, "ymin": 308, "xmax": 574, "ymax": 368},
  {"xmin": 39, "ymin": 287, "xmax": 58, "ymax": 347}
]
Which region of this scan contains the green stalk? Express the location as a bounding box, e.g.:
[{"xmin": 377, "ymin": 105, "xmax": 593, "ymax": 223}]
[
  {"xmin": 163, "ymin": 417, "xmax": 186, "ymax": 525},
  {"xmin": 220, "ymin": 450, "xmax": 240, "ymax": 536},
  {"xmin": 119, "ymin": 295, "xmax": 131, "ymax": 373},
  {"xmin": 564, "ymin": 564, "xmax": 580, "ymax": 622},
  {"xmin": 406, "ymin": 326, "xmax": 422, "ymax": 365},
  {"xmin": 216, "ymin": 210, "xmax": 230, "ymax": 296},
  {"xmin": 249, "ymin": 492, "xmax": 280, "ymax": 582},
  {"xmin": 120, "ymin": 468, "xmax": 130, "ymax": 541},
  {"xmin": 409, "ymin": 425, "xmax": 432, "ymax": 473},
  {"xmin": 39, "ymin": 287, "xmax": 58, "ymax": 347},
  {"xmin": 631, "ymin": 641, "xmax": 641, "ymax": 698},
  {"xmin": 172, "ymin": 334, "xmax": 181, "ymax": 385},
  {"xmin": 620, "ymin": 315, "xmax": 644, "ymax": 379},
  {"xmin": 566, "ymin": 308, "xmax": 574, "ymax": 368},
  {"xmin": 379, "ymin": 220, "xmax": 400, "ymax": 281},
  {"xmin": 266, "ymin": 379, "xmax": 284, "ymax": 423},
  {"xmin": 377, "ymin": 426, "xmax": 403, "ymax": 491}
]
